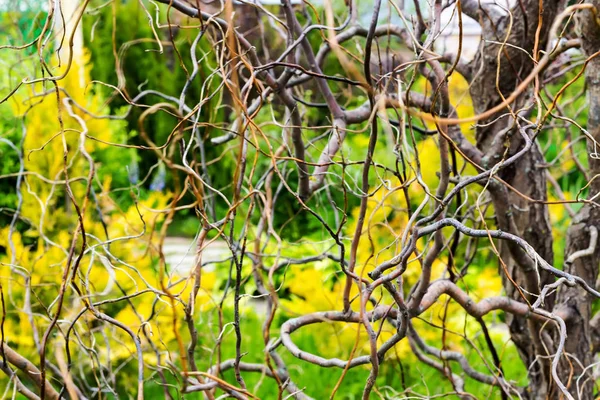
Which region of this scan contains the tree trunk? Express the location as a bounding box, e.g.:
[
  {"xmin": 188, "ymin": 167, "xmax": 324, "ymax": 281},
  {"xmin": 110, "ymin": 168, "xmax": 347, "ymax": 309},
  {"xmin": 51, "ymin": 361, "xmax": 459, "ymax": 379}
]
[
  {"xmin": 467, "ymin": 1, "xmax": 562, "ymax": 397},
  {"xmin": 554, "ymin": 3, "xmax": 600, "ymax": 398}
]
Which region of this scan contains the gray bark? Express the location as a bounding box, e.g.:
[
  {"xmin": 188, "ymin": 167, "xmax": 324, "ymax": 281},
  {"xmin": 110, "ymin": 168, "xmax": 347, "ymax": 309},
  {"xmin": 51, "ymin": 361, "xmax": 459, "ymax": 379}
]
[
  {"xmin": 555, "ymin": 3, "xmax": 600, "ymax": 398},
  {"xmin": 468, "ymin": 1, "xmax": 563, "ymax": 397}
]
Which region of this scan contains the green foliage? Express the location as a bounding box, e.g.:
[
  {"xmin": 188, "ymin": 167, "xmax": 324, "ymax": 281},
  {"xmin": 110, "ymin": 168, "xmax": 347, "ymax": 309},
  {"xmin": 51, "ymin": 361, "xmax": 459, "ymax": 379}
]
[
  {"xmin": 0, "ymin": 10, "xmax": 47, "ymax": 227},
  {"xmin": 82, "ymin": 0, "xmax": 228, "ymax": 212}
]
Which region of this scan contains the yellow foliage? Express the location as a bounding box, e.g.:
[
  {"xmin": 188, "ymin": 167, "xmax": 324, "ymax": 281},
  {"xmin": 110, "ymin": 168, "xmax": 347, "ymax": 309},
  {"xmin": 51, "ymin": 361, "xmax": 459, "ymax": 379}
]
[{"xmin": 0, "ymin": 50, "xmax": 216, "ymax": 372}]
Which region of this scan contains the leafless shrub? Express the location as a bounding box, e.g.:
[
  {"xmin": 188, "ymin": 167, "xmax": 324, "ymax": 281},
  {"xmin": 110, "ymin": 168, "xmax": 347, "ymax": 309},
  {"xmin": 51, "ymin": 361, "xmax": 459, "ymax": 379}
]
[{"xmin": 2, "ymin": 0, "xmax": 600, "ymax": 399}]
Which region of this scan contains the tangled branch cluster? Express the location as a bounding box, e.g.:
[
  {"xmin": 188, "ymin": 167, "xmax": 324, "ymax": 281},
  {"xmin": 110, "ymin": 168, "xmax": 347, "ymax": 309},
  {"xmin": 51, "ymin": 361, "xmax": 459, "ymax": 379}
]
[{"xmin": 2, "ymin": 0, "xmax": 600, "ymax": 399}]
